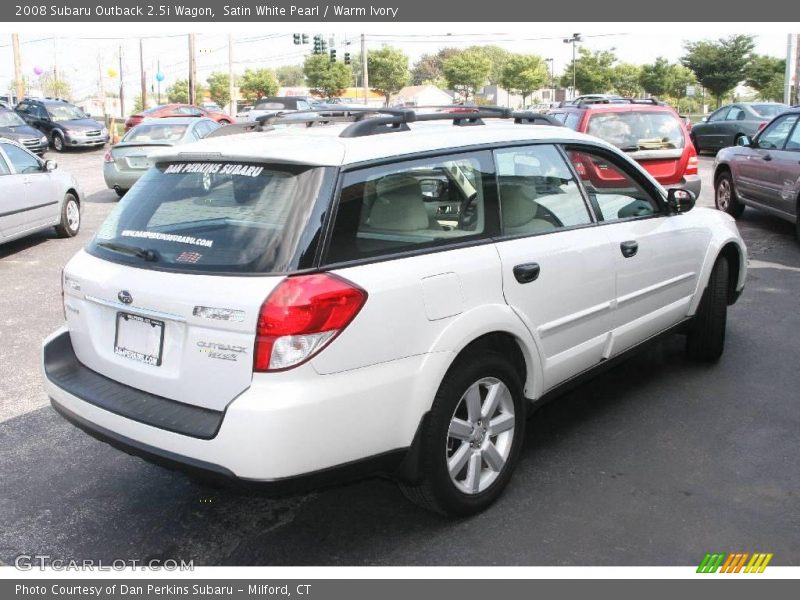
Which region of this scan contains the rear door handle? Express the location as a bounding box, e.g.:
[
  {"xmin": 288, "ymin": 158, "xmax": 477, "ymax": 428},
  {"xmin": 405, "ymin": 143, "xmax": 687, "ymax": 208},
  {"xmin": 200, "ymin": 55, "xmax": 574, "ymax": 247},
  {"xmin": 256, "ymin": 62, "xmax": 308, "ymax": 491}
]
[
  {"xmin": 620, "ymin": 241, "xmax": 638, "ymax": 258},
  {"xmin": 513, "ymin": 262, "xmax": 540, "ymax": 284},
  {"xmin": 762, "ymin": 154, "xmax": 773, "ymax": 161}
]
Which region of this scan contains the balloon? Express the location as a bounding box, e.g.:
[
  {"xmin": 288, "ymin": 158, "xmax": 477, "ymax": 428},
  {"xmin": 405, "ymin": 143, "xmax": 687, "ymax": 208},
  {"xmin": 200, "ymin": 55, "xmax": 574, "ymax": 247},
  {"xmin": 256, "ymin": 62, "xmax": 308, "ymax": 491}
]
[
  {"xmin": 33, "ymin": 66, "xmax": 43, "ymax": 76},
  {"xmin": 107, "ymin": 68, "xmax": 118, "ymax": 79},
  {"xmin": 155, "ymin": 72, "xmax": 165, "ymax": 82}
]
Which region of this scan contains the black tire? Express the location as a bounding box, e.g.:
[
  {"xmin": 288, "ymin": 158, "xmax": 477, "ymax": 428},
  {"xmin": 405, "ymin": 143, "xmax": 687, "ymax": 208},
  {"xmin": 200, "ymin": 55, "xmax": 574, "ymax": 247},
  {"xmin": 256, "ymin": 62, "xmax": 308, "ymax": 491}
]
[
  {"xmin": 686, "ymin": 258, "xmax": 729, "ymax": 362},
  {"xmin": 52, "ymin": 132, "xmax": 66, "ymax": 153},
  {"xmin": 55, "ymin": 192, "xmax": 80, "ymax": 238},
  {"xmin": 115, "ymin": 188, "xmax": 127, "ymax": 198},
  {"xmin": 715, "ymin": 171, "xmax": 745, "ymax": 218},
  {"xmin": 399, "ymin": 351, "xmax": 526, "ymax": 516}
]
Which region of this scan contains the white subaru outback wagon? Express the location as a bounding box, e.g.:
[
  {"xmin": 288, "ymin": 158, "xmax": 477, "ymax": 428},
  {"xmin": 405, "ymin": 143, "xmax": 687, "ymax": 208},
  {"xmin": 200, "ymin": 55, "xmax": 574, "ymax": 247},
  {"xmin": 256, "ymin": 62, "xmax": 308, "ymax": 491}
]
[{"xmin": 43, "ymin": 108, "xmax": 747, "ymax": 515}]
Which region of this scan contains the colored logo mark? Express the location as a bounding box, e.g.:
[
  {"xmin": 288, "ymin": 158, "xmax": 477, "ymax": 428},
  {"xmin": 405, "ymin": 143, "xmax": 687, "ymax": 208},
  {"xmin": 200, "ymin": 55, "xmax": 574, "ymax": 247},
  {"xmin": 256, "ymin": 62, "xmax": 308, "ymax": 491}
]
[{"xmin": 697, "ymin": 552, "xmax": 773, "ymax": 573}]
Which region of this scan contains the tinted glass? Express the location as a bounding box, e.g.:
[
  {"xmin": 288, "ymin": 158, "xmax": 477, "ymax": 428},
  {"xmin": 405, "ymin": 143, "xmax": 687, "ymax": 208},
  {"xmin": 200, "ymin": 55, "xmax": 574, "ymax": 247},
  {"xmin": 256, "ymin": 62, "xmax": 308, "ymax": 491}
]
[
  {"xmin": 123, "ymin": 123, "xmax": 188, "ymax": 142},
  {"xmin": 751, "ymin": 104, "xmax": 789, "ymax": 119},
  {"xmin": 567, "ymin": 148, "xmax": 660, "ymax": 222},
  {"xmin": 757, "ymin": 115, "xmax": 799, "ymax": 150},
  {"xmin": 586, "ymin": 111, "xmax": 684, "ymax": 152},
  {"xmin": 495, "ymin": 145, "xmax": 591, "ymax": 235},
  {"xmin": 2, "ymin": 143, "xmax": 41, "ymax": 174},
  {"xmin": 89, "ymin": 161, "xmax": 334, "ymax": 274},
  {"xmin": 326, "ymin": 152, "xmax": 493, "ymax": 264},
  {"xmin": 0, "ymin": 110, "xmax": 26, "ymax": 127}
]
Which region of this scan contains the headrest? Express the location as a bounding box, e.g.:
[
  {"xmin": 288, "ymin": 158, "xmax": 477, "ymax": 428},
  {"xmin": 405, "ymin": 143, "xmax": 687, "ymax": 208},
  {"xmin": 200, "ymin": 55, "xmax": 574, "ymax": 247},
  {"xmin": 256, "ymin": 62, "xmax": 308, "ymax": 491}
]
[
  {"xmin": 369, "ymin": 175, "xmax": 430, "ymax": 231},
  {"xmin": 500, "ymin": 184, "xmax": 539, "ymax": 228}
]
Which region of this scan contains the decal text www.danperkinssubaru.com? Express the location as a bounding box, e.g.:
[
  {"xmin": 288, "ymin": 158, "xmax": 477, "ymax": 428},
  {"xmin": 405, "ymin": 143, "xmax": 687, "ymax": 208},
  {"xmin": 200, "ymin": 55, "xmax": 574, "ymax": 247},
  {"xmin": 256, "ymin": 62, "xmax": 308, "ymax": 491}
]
[{"xmin": 121, "ymin": 230, "xmax": 214, "ymax": 248}]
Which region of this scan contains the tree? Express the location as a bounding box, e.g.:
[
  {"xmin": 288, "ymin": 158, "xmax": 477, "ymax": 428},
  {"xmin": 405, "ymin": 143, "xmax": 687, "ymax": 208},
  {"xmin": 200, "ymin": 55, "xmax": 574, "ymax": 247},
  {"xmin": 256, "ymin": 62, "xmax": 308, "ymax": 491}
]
[
  {"xmin": 276, "ymin": 64, "xmax": 305, "ymax": 87},
  {"xmin": 466, "ymin": 45, "xmax": 510, "ymax": 85},
  {"xmin": 239, "ymin": 68, "xmax": 279, "ymax": 102},
  {"xmin": 682, "ymin": 34, "xmax": 755, "ymax": 107},
  {"xmin": 612, "ymin": 63, "xmax": 643, "ymax": 97},
  {"xmin": 745, "ymin": 55, "xmax": 786, "ymax": 102},
  {"xmin": 206, "ymin": 72, "xmax": 233, "ymax": 108},
  {"xmin": 639, "ymin": 57, "xmax": 672, "ymax": 97},
  {"xmin": 498, "ymin": 54, "xmax": 548, "ymax": 106},
  {"xmin": 303, "ymin": 54, "xmax": 352, "ymax": 99},
  {"xmin": 410, "ymin": 48, "xmax": 461, "ymax": 86},
  {"xmin": 368, "ymin": 46, "xmax": 410, "ymax": 105},
  {"xmin": 166, "ymin": 79, "xmax": 205, "ymax": 104},
  {"xmin": 665, "ymin": 64, "xmax": 696, "ymax": 100},
  {"xmin": 559, "ymin": 47, "xmax": 617, "ymax": 94},
  {"xmin": 132, "ymin": 94, "xmax": 145, "ymax": 113},
  {"xmin": 443, "ymin": 49, "xmax": 491, "ymax": 100},
  {"xmin": 38, "ymin": 72, "xmax": 70, "ymax": 98}
]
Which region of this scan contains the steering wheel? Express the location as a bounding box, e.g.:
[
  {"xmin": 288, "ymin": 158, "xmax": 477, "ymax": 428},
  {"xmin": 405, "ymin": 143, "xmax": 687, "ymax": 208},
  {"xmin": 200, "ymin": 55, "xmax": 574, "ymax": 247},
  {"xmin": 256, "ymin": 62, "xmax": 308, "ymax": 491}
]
[{"xmin": 458, "ymin": 193, "xmax": 479, "ymax": 230}]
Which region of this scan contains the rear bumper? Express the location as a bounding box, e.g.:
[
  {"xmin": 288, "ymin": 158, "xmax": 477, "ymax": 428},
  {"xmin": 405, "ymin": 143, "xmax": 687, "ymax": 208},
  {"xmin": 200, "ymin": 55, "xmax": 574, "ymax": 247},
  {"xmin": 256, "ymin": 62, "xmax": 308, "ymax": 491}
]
[
  {"xmin": 103, "ymin": 163, "xmax": 144, "ymax": 190},
  {"xmin": 43, "ymin": 327, "xmax": 448, "ymax": 485},
  {"xmin": 670, "ymin": 175, "xmax": 702, "ymax": 196}
]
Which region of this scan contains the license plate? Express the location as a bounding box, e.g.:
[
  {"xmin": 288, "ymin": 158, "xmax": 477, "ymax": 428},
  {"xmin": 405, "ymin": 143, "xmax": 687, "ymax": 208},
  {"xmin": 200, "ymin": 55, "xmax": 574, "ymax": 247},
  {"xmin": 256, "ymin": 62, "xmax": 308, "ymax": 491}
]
[
  {"xmin": 127, "ymin": 155, "xmax": 148, "ymax": 169},
  {"xmin": 114, "ymin": 312, "xmax": 165, "ymax": 366}
]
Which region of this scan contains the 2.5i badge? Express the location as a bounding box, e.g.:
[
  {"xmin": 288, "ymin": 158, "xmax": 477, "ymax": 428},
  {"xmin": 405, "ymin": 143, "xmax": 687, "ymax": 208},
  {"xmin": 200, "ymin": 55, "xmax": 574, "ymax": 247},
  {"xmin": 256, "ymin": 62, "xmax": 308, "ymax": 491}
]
[{"xmin": 197, "ymin": 341, "xmax": 247, "ymax": 362}]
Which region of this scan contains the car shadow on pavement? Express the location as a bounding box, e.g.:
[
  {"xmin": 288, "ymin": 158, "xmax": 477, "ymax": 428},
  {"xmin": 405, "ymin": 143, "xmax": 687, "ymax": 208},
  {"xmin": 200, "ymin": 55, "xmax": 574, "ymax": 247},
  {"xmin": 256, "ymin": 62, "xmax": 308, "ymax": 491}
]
[
  {"xmin": 83, "ymin": 188, "xmax": 119, "ymax": 205},
  {"xmin": 0, "ymin": 231, "xmax": 54, "ymax": 260}
]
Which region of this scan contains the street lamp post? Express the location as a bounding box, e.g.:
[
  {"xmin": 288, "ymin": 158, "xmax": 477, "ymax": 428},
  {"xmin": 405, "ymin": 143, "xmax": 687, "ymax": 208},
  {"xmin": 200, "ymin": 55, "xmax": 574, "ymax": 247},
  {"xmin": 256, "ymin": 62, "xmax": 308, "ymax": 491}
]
[
  {"xmin": 545, "ymin": 57, "xmax": 554, "ymax": 104},
  {"xmin": 563, "ymin": 33, "xmax": 582, "ymax": 100}
]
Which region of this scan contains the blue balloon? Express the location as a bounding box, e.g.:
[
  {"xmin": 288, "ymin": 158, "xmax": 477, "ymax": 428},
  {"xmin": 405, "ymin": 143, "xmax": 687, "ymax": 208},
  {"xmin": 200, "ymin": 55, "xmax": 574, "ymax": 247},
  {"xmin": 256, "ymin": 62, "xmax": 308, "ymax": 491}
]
[{"xmin": 155, "ymin": 72, "xmax": 165, "ymax": 82}]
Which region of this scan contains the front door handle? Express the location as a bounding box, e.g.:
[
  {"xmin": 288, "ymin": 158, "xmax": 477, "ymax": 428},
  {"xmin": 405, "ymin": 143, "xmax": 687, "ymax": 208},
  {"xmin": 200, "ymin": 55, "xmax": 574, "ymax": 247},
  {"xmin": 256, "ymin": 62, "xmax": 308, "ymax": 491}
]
[
  {"xmin": 513, "ymin": 262, "xmax": 540, "ymax": 284},
  {"xmin": 762, "ymin": 154, "xmax": 773, "ymax": 161},
  {"xmin": 620, "ymin": 240, "xmax": 639, "ymax": 258}
]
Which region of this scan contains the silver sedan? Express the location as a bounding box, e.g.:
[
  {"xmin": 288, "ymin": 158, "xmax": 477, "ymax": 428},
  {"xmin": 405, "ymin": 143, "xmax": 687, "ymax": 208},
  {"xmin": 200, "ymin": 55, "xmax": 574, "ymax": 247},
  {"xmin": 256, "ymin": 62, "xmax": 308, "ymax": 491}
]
[{"xmin": 103, "ymin": 117, "xmax": 220, "ymax": 197}]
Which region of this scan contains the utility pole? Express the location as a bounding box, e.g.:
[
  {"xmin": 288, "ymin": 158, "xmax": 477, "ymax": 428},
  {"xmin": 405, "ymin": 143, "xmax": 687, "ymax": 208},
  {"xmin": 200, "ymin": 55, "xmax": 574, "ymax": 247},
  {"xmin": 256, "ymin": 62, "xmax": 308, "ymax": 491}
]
[
  {"xmin": 98, "ymin": 58, "xmax": 106, "ymax": 118},
  {"xmin": 228, "ymin": 34, "xmax": 236, "ymax": 116},
  {"xmin": 361, "ymin": 33, "xmax": 369, "ymax": 106},
  {"xmin": 139, "ymin": 38, "xmax": 147, "ymax": 110},
  {"xmin": 794, "ymin": 33, "xmax": 800, "ymax": 105},
  {"xmin": 119, "ymin": 45, "xmax": 125, "ymax": 118},
  {"xmin": 53, "ymin": 37, "xmax": 59, "ymax": 93},
  {"xmin": 188, "ymin": 33, "xmax": 197, "ymax": 105},
  {"xmin": 563, "ymin": 33, "xmax": 582, "ymax": 100},
  {"xmin": 545, "ymin": 57, "xmax": 554, "ymax": 104},
  {"xmin": 157, "ymin": 60, "xmax": 162, "ymax": 104},
  {"xmin": 12, "ymin": 34, "xmax": 24, "ymax": 102}
]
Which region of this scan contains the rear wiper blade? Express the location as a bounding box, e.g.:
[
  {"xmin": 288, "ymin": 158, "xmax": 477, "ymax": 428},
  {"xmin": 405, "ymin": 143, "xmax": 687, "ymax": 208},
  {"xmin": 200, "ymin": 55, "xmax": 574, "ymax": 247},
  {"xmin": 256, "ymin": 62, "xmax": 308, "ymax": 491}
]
[{"xmin": 97, "ymin": 241, "xmax": 159, "ymax": 262}]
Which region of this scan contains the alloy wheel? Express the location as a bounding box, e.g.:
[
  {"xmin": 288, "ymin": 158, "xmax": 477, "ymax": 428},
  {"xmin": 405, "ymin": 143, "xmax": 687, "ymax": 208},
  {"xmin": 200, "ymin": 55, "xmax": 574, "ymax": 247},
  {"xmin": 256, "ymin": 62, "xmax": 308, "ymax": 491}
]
[{"xmin": 716, "ymin": 178, "xmax": 731, "ymax": 211}]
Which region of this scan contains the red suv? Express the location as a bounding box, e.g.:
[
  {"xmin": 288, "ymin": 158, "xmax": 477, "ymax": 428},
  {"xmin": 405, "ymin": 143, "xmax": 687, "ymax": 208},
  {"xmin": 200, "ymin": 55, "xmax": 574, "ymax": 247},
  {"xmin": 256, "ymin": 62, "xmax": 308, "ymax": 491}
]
[
  {"xmin": 125, "ymin": 104, "xmax": 234, "ymax": 131},
  {"xmin": 548, "ymin": 99, "xmax": 700, "ymax": 196}
]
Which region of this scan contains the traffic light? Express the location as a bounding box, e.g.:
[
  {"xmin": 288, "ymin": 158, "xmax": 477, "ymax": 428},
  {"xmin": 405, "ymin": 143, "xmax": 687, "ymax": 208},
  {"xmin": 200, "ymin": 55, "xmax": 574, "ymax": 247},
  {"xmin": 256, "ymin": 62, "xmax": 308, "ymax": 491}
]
[
  {"xmin": 293, "ymin": 34, "xmax": 300, "ymax": 45},
  {"xmin": 329, "ymin": 49, "xmax": 337, "ymax": 63},
  {"xmin": 320, "ymin": 37, "xmax": 327, "ymax": 52},
  {"xmin": 344, "ymin": 52, "xmax": 351, "ymax": 65},
  {"xmin": 313, "ymin": 35, "xmax": 321, "ymax": 54},
  {"xmin": 302, "ymin": 34, "xmax": 309, "ymax": 44}
]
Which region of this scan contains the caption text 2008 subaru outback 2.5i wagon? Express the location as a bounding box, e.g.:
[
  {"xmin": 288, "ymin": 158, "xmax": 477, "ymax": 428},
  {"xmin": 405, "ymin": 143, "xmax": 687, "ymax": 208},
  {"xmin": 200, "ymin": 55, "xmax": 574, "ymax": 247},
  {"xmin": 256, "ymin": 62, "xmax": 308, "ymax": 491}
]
[{"xmin": 42, "ymin": 108, "xmax": 747, "ymax": 515}]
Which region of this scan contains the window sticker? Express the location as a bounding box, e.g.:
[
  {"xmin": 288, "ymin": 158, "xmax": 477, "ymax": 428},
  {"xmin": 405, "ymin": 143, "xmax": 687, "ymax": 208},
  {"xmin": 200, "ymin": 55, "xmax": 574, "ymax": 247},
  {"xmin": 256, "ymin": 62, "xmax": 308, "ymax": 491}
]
[
  {"xmin": 121, "ymin": 230, "xmax": 214, "ymax": 248},
  {"xmin": 163, "ymin": 163, "xmax": 265, "ymax": 177}
]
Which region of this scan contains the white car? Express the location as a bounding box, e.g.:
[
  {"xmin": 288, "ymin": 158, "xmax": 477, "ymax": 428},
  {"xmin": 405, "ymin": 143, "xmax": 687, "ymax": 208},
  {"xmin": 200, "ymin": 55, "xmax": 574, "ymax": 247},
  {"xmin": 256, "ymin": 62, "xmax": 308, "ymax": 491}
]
[
  {"xmin": 43, "ymin": 109, "xmax": 747, "ymax": 515},
  {"xmin": 0, "ymin": 137, "xmax": 81, "ymax": 244}
]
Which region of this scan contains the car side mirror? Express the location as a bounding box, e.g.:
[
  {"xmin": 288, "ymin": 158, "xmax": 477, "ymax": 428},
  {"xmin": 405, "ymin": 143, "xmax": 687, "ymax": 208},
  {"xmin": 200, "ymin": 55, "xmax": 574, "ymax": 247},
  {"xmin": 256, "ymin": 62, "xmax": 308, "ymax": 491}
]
[
  {"xmin": 736, "ymin": 135, "xmax": 751, "ymax": 147},
  {"xmin": 700, "ymin": 116, "xmax": 708, "ymax": 123},
  {"xmin": 43, "ymin": 159, "xmax": 57, "ymax": 172},
  {"xmin": 667, "ymin": 188, "xmax": 696, "ymax": 214}
]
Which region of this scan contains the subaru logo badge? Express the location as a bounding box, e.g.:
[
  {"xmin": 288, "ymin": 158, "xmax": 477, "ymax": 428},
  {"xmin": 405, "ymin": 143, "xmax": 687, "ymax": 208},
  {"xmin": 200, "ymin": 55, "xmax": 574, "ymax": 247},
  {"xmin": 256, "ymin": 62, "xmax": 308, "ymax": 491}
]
[{"xmin": 118, "ymin": 290, "xmax": 133, "ymax": 305}]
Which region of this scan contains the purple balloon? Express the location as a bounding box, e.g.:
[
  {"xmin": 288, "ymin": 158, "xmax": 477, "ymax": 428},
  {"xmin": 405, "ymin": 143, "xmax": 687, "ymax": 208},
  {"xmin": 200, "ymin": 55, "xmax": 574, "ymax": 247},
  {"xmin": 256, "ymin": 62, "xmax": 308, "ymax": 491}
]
[{"xmin": 33, "ymin": 66, "xmax": 43, "ymax": 76}]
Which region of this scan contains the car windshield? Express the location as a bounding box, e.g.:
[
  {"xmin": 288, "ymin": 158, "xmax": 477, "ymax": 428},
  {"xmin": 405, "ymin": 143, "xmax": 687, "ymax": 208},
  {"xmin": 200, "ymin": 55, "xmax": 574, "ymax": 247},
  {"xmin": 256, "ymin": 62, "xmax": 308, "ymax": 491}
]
[
  {"xmin": 89, "ymin": 161, "xmax": 333, "ymax": 274},
  {"xmin": 255, "ymin": 99, "xmax": 294, "ymax": 110},
  {"xmin": 123, "ymin": 123, "xmax": 189, "ymax": 143},
  {"xmin": 750, "ymin": 104, "xmax": 789, "ymax": 118},
  {"xmin": 587, "ymin": 111, "xmax": 684, "ymax": 151},
  {"xmin": 0, "ymin": 111, "xmax": 26, "ymax": 127},
  {"xmin": 47, "ymin": 104, "xmax": 87, "ymax": 121}
]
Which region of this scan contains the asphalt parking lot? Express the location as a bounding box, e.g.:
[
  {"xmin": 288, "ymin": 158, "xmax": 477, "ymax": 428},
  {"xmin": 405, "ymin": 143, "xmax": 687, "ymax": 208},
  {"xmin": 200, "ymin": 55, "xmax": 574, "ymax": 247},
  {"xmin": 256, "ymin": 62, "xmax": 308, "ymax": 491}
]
[{"xmin": 1, "ymin": 149, "xmax": 798, "ymax": 566}]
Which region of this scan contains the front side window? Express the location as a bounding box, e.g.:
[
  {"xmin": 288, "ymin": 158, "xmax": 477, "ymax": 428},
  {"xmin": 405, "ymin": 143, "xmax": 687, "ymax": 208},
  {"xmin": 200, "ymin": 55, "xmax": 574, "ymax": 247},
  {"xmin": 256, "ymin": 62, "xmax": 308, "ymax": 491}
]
[
  {"xmin": 564, "ymin": 112, "xmax": 582, "ymax": 130},
  {"xmin": 567, "ymin": 147, "xmax": 661, "ymax": 222},
  {"xmin": 757, "ymin": 115, "xmax": 799, "ymax": 150},
  {"xmin": 784, "ymin": 119, "xmax": 800, "ymax": 151},
  {"xmin": 2, "ymin": 143, "xmax": 41, "ymax": 174},
  {"xmin": 89, "ymin": 161, "xmax": 334, "ymax": 273},
  {"xmin": 325, "ymin": 152, "xmax": 494, "ymax": 264},
  {"xmin": 0, "ymin": 153, "xmax": 10, "ymax": 175},
  {"xmin": 495, "ymin": 145, "xmax": 591, "ymax": 235},
  {"xmin": 708, "ymin": 107, "xmax": 729, "ymax": 122}
]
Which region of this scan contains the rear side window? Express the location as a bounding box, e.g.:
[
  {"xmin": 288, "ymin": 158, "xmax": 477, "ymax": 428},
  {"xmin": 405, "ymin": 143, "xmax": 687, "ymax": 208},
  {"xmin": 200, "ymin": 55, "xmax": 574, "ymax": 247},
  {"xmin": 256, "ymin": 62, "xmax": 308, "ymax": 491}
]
[
  {"xmin": 586, "ymin": 111, "xmax": 684, "ymax": 152},
  {"xmin": 89, "ymin": 161, "xmax": 335, "ymax": 274},
  {"xmin": 325, "ymin": 151, "xmax": 494, "ymax": 264},
  {"xmin": 495, "ymin": 145, "xmax": 591, "ymax": 235},
  {"xmin": 564, "ymin": 112, "xmax": 582, "ymax": 130}
]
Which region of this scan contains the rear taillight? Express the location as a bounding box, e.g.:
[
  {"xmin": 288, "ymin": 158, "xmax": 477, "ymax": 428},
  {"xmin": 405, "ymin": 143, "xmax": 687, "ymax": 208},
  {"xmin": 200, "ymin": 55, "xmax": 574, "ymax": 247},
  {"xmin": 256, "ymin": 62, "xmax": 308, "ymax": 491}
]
[
  {"xmin": 103, "ymin": 149, "xmax": 114, "ymax": 163},
  {"xmin": 254, "ymin": 273, "xmax": 367, "ymax": 372},
  {"xmin": 685, "ymin": 153, "xmax": 698, "ymax": 176}
]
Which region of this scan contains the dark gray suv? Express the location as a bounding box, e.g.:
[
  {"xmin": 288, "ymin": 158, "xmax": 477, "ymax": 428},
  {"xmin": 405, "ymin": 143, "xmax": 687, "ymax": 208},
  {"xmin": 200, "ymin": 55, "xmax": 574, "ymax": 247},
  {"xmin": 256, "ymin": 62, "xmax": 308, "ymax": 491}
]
[
  {"xmin": 15, "ymin": 98, "xmax": 109, "ymax": 152},
  {"xmin": 714, "ymin": 106, "xmax": 800, "ymax": 240}
]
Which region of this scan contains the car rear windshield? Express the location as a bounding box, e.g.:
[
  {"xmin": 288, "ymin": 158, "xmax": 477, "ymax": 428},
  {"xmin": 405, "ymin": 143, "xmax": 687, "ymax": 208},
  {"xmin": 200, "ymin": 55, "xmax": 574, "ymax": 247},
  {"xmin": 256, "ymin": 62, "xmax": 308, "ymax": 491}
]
[
  {"xmin": 124, "ymin": 124, "xmax": 188, "ymax": 143},
  {"xmin": 88, "ymin": 161, "xmax": 335, "ymax": 274},
  {"xmin": 255, "ymin": 98, "xmax": 296, "ymax": 110},
  {"xmin": 750, "ymin": 104, "xmax": 789, "ymax": 118},
  {"xmin": 587, "ymin": 111, "xmax": 684, "ymax": 152}
]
